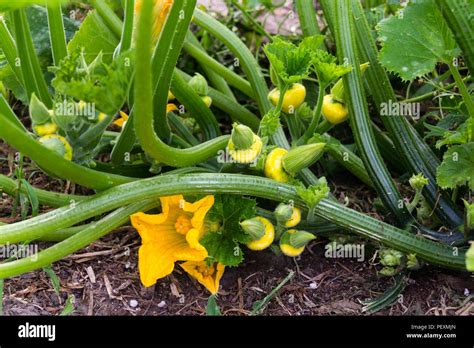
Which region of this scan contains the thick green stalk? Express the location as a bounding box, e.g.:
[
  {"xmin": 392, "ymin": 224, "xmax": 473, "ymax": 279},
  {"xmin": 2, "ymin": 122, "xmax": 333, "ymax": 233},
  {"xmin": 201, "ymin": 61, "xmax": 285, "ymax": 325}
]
[
  {"xmin": 295, "ymin": 0, "xmax": 322, "ymax": 37},
  {"xmin": 150, "ymin": 1, "xmax": 194, "ymax": 139},
  {"xmin": 0, "ymin": 95, "xmax": 26, "ymax": 131},
  {"xmin": 0, "ymin": 174, "xmax": 85, "ymax": 207},
  {"xmin": 46, "ymin": 1, "xmax": 68, "ymax": 65},
  {"xmin": 193, "ymin": 9, "xmax": 270, "ymax": 118},
  {"xmin": 89, "ymin": 0, "xmax": 122, "ymax": 39},
  {"xmin": 0, "ymin": 116, "xmax": 134, "ymax": 190},
  {"xmin": 168, "ymin": 113, "xmax": 200, "ymax": 146},
  {"xmin": 193, "ymin": 8, "xmax": 291, "ymax": 153},
  {"xmin": 334, "ymin": 0, "xmax": 412, "ymax": 226},
  {"xmin": 315, "ymin": 134, "xmax": 373, "ymax": 187},
  {"xmin": 118, "ymin": 0, "xmax": 134, "ymax": 54},
  {"xmin": 448, "ymin": 62, "xmax": 474, "ymax": 119},
  {"xmin": 177, "ymin": 69, "xmax": 260, "ymax": 131},
  {"xmin": 133, "ymin": 0, "xmax": 229, "ymax": 167},
  {"xmin": 170, "ymin": 70, "xmax": 220, "ymax": 140},
  {"xmin": 0, "ymin": 18, "xmax": 23, "ymax": 85},
  {"xmin": 0, "ymin": 173, "xmax": 465, "ymax": 270},
  {"xmin": 0, "ymin": 200, "xmax": 157, "ymax": 279},
  {"xmin": 11, "ymin": 9, "xmax": 52, "ymax": 107},
  {"xmin": 110, "ymin": 69, "xmax": 260, "ymax": 164},
  {"xmin": 320, "ymin": 0, "xmax": 463, "ymax": 228},
  {"xmin": 182, "ymin": 39, "xmax": 255, "ymax": 98},
  {"xmin": 437, "ymin": 0, "xmax": 474, "ymax": 74},
  {"xmin": 346, "ymin": 0, "xmax": 464, "ymax": 228},
  {"xmin": 300, "ymin": 83, "xmax": 325, "ymax": 142}
]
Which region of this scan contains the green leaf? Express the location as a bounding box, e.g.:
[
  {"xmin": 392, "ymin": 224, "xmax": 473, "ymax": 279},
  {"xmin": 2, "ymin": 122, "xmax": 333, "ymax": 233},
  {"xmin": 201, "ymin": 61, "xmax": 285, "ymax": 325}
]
[
  {"xmin": 428, "ymin": 117, "xmax": 474, "ymax": 148},
  {"xmin": 59, "ymin": 294, "xmax": 75, "ymax": 316},
  {"xmin": 201, "ymin": 232, "xmax": 243, "ymax": 266},
  {"xmin": 263, "ymin": 36, "xmax": 312, "ymax": 85},
  {"xmin": 43, "ymin": 265, "xmax": 61, "ymax": 294},
  {"xmin": 259, "ymin": 109, "xmax": 281, "ymax": 137},
  {"xmin": 295, "ymin": 177, "xmax": 329, "ymax": 208},
  {"xmin": 51, "ymin": 50, "xmax": 133, "ymax": 115},
  {"xmin": 205, "ymin": 294, "xmax": 221, "ymax": 316},
  {"xmin": 437, "ymin": 143, "xmax": 474, "ymax": 190},
  {"xmin": 201, "ymin": 195, "xmax": 256, "ymax": 266},
  {"xmin": 208, "ymin": 195, "xmax": 256, "ymax": 244},
  {"xmin": 300, "ymin": 38, "xmax": 352, "ymax": 85},
  {"xmin": 20, "ymin": 179, "xmax": 39, "ymax": 217},
  {"xmin": 67, "ymin": 10, "xmax": 119, "ymax": 64},
  {"xmin": 377, "ymin": 0, "xmax": 458, "ymax": 81}
]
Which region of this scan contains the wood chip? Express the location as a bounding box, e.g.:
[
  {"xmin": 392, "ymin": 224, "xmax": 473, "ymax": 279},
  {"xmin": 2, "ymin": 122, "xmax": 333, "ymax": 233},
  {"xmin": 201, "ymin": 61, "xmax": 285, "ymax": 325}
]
[
  {"xmin": 87, "ymin": 291, "xmax": 94, "ymax": 315},
  {"xmin": 103, "ymin": 274, "xmax": 121, "ymax": 300},
  {"xmin": 86, "ymin": 266, "xmax": 96, "ymax": 284},
  {"xmin": 170, "ymin": 283, "xmax": 180, "ymax": 298}
]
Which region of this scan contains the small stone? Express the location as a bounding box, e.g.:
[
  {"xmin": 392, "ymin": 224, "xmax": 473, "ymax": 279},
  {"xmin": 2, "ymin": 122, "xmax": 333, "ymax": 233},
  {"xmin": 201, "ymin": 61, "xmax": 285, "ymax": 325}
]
[
  {"xmin": 309, "ymin": 282, "xmax": 318, "ymax": 289},
  {"xmin": 464, "ymin": 288, "xmax": 470, "ymax": 296},
  {"xmin": 157, "ymin": 300, "xmax": 166, "ymax": 308},
  {"xmin": 129, "ymin": 299, "xmax": 138, "ymax": 308}
]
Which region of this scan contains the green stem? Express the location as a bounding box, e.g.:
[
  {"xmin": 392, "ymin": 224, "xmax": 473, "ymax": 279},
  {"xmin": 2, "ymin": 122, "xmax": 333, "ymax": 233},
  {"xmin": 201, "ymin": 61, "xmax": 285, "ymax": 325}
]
[
  {"xmin": 89, "ymin": 0, "xmax": 122, "ymax": 39},
  {"xmin": 334, "ymin": 0, "xmax": 412, "ymax": 227},
  {"xmin": 448, "ymin": 62, "xmax": 474, "ymax": 119},
  {"xmin": 12, "ymin": 9, "xmax": 52, "ymax": 107},
  {"xmin": 437, "ymin": 0, "xmax": 474, "ymax": 75},
  {"xmin": 0, "ymin": 17, "xmax": 23, "ymax": 84},
  {"xmin": 0, "ymin": 200, "xmax": 157, "ymax": 279},
  {"xmin": 0, "ymin": 174, "xmax": 85, "ymax": 208},
  {"xmin": 295, "ymin": 0, "xmax": 322, "ymax": 37},
  {"xmin": 407, "ymin": 189, "xmax": 423, "ymax": 213},
  {"xmin": 134, "ymin": 0, "xmax": 228, "ymax": 167},
  {"xmin": 170, "ymin": 69, "xmax": 220, "ymax": 140},
  {"xmin": 0, "ymin": 116, "xmax": 134, "ymax": 190},
  {"xmin": 0, "ymin": 95, "xmax": 26, "ymax": 131},
  {"xmin": 0, "ymin": 173, "xmax": 465, "ymax": 270},
  {"xmin": 178, "ymin": 69, "xmax": 261, "ymax": 130},
  {"xmin": 402, "ymin": 77, "xmax": 471, "ymax": 103},
  {"xmin": 46, "ymin": 1, "xmax": 68, "ymax": 65},
  {"xmin": 117, "ymin": 0, "xmax": 134, "ymax": 54},
  {"xmin": 300, "ymin": 83, "xmax": 325, "ymax": 143},
  {"xmin": 182, "ymin": 39, "xmax": 255, "ymax": 98},
  {"xmin": 331, "ymin": 0, "xmax": 464, "ymax": 228},
  {"xmin": 186, "ymin": 32, "xmax": 235, "ymax": 100}
]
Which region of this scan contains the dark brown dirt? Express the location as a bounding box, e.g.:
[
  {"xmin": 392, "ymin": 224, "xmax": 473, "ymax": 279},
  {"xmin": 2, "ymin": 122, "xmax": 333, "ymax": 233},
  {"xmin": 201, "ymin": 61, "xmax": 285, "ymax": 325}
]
[{"xmin": 1, "ymin": 141, "xmax": 473, "ymax": 316}]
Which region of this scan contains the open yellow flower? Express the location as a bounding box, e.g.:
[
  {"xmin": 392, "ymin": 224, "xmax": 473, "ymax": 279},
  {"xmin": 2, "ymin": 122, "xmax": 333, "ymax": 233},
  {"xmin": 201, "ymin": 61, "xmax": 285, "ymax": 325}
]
[
  {"xmin": 135, "ymin": 0, "xmax": 173, "ymax": 44},
  {"xmin": 130, "ymin": 194, "xmax": 214, "ymax": 287},
  {"xmin": 180, "ymin": 261, "xmax": 225, "ymax": 294}
]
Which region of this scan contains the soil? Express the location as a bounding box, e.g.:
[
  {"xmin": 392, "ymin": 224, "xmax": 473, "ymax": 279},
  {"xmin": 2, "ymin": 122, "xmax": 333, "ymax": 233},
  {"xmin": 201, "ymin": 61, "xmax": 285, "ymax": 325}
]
[
  {"xmin": 1, "ymin": 141, "xmax": 473, "ymax": 316},
  {"xmin": 0, "ymin": 1, "xmax": 472, "ymax": 318}
]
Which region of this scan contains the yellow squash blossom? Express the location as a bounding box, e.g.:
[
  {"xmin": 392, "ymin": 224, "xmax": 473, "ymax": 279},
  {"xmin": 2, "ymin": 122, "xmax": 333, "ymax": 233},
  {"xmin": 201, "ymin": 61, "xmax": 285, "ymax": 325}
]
[
  {"xmin": 180, "ymin": 261, "xmax": 225, "ymax": 294},
  {"xmin": 135, "ymin": 0, "xmax": 173, "ymax": 44},
  {"xmin": 130, "ymin": 194, "xmax": 214, "ymax": 287}
]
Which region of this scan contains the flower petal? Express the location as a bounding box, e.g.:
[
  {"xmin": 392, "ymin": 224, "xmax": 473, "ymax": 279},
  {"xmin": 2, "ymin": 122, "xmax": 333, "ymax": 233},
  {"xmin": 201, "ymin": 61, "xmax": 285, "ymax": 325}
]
[
  {"xmin": 180, "ymin": 261, "xmax": 225, "ymax": 294},
  {"xmin": 184, "ymin": 195, "xmax": 214, "ymax": 230}
]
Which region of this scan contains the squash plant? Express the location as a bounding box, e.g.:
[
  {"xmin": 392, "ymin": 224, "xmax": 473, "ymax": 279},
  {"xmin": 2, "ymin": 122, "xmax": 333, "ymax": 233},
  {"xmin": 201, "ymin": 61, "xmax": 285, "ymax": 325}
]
[{"xmin": 0, "ymin": 0, "xmax": 472, "ymax": 308}]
